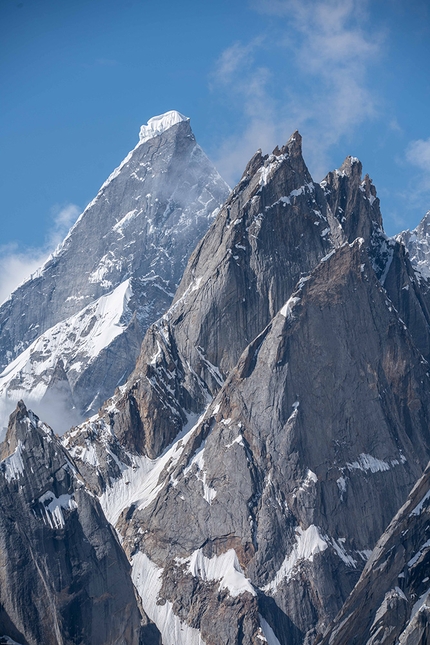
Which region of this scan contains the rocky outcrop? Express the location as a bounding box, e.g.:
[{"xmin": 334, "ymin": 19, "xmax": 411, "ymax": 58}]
[
  {"xmin": 399, "ymin": 210, "xmax": 430, "ymax": 280},
  {"xmin": 322, "ymin": 159, "xmax": 430, "ymax": 363},
  {"xmin": 0, "ymin": 401, "xmax": 157, "ymax": 645},
  {"xmin": 317, "ymin": 462, "xmax": 430, "ymax": 645},
  {"xmin": 0, "ymin": 112, "xmax": 229, "ymax": 431}
]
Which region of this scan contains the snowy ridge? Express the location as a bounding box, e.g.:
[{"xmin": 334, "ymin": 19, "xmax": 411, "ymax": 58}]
[
  {"xmin": 54, "ymin": 112, "xmax": 190, "ymax": 257},
  {"xmin": 0, "ymin": 280, "xmax": 132, "ymax": 422},
  {"xmin": 99, "ymin": 411, "xmax": 203, "ymax": 526},
  {"xmin": 262, "ymin": 525, "xmax": 327, "ymax": 593},
  {"xmin": 398, "ymin": 211, "xmax": 430, "ymax": 280}
]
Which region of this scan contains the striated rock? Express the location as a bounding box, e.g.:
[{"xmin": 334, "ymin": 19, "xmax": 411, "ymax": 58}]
[
  {"xmin": 107, "ymin": 240, "xmax": 430, "ymax": 644},
  {"xmin": 87, "ymin": 131, "xmax": 336, "ymax": 458},
  {"xmin": 0, "ymin": 401, "xmax": 156, "ymax": 645},
  {"xmin": 58, "ymin": 134, "xmax": 430, "ymax": 644},
  {"xmin": 317, "ymin": 462, "xmax": 430, "ymax": 645}
]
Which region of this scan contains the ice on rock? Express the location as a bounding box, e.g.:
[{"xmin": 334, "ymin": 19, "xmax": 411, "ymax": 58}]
[
  {"xmin": 38, "ymin": 491, "xmax": 78, "ymax": 529},
  {"xmin": 3, "ymin": 440, "xmax": 25, "ymax": 482}
]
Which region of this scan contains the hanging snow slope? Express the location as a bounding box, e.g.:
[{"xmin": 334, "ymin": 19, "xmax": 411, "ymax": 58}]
[
  {"xmin": 0, "ymin": 280, "xmax": 134, "ymax": 434},
  {"xmin": 398, "ymin": 210, "xmax": 430, "ymax": 279}
]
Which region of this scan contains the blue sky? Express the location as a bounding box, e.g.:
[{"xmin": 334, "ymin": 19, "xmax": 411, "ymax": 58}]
[{"xmin": 1, "ymin": 0, "xmax": 429, "ymax": 302}]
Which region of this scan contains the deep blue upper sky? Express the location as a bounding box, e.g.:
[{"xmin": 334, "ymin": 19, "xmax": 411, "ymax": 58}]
[{"xmin": 1, "ymin": 0, "xmax": 429, "ymax": 301}]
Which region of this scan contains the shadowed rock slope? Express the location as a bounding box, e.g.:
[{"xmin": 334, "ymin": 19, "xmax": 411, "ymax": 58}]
[
  {"xmin": 0, "ymin": 401, "xmax": 160, "ymax": 645},
  {"xmin": 317, "ymin": 462, "xmax": 430, "ymax": 645}
]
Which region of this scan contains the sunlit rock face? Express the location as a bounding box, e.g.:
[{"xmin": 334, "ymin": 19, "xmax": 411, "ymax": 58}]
[{"xmin": 64, "ymin": 134, "xmax": 430, "ymax": 644}]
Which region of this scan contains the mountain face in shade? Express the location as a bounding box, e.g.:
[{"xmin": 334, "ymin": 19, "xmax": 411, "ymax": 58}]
[
  {"xmin": 2, "ymin": 124, "xmax": 430, "ymax": 645},
  {"xmin": 0, "ymin": 111, "xmax": 230, "ymax": 432},
  {"xmin": 0, "ymin": 401, "xmax": 160, "ymax": 645},
  {"xmin": 318, "ymin": 462, "xmax": 430, "ymax": 645}
]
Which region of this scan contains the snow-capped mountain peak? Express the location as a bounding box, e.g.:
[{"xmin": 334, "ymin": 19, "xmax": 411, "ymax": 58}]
[
  {"xmin": 0, "ymin": 113, "xmax": 230, "ymax": 432},
  {"xmin": 138, "ymin": 109, "xmax": 189, "ymax": 143}
]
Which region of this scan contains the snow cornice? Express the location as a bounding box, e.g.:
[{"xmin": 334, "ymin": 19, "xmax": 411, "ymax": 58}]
[{"xmin": 138, "ymin": 110, "xmax": 189, "ymax": 144}]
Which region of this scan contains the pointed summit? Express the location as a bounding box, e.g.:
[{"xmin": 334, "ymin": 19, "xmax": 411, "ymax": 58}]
[
  {"xmin": 280, "ymin": 129, "xmax": 303, "ymax": 156},
  {"xmin": 138, "ymin": 110, "xmax": 190, "ymax": 144},
  {"xmin": 321, "ymin": 156, "xmax": 383, "ymax": 247},
  {"xmin": 73, "ymin": 130, "xmax": 334, "ymax": 459},
  {"xmin": 0, "ymin": 113, "xmax": 229, "ymax": 429},
  {"xmin": 398, "ymin": 209, "xmax": 430, "ymax": 280},
  {"xmin": 338, "ymin": 155, "xmax": 362, "ymax": 177}
]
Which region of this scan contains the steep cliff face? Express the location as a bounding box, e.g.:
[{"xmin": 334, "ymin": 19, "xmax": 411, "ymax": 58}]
[
  {"xmin": 318, "ymin": 462, "xmax": 430, "ymax": 645},
  {"xmin": 0, "ymin": 401, "xmax": 159, "ymax": 645},
  {"xmin": 104, "ymin": 240, "xmax": 430, "ymax": 645},
  {"xmin": 57, "ymin": 132, "xmax": 430, "ymax": 644},
  {"xmin": 90, "ymin": 132, "xmax": 336, "ymax": 459},
  {"xmin": 322, "ymin": 158, "xmax": 430, "ymax": 363},
  {"xmin": 0, "ymin": 112, "xmax": 229, "ymax": 431},
  {"xmin": 8, "ymin": 126, "xmax": 430, "ymax": 645}
]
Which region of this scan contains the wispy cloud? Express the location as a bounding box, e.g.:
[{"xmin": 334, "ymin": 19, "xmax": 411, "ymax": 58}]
[
  {"xmin": 211, "ymin": 39, "xmax": 279, "ymax": 184},
  {"xmin": 0, "ymin": 203, "xmax": 80, "ymax": 306},
  {"xmin": 406, "ymin": 137, "xmax": 430, "ymax": 190},
  {"xmin": 404, "ymin": 138, "xmax": 430, "ymax": 218},
  {"xmin": 212, "ymin": 0, "xmax": 383, "ymax": 184}
]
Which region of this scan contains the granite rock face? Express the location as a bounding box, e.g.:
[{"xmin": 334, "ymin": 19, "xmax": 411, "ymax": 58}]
[
  {"xmin": 109, "ymin": 240, "xmax": 430, "ymax": 645},
  {"xmin": 0, "ymin": 112, "xmax": 229, "ymax": 431},
  {"xmin": 318, "ymin": 462, "xmax": 430, "ymax": 645},
  {"xmin": 322, "ymin": 157, "xmax": 430, "ymax": 363},
  {"xmin": 89, "ymin": 132, "xmax": 336, "ymax": 459},
  {"xmin": 0, "ymin": 401, "xmax": 158, "ymax": 645}
]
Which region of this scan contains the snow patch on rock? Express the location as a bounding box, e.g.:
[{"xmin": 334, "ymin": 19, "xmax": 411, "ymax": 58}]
[
  {"xmin": 184, "ymin": 548, "xmax": 255, "ymax": 597},
  {"xmin": 262, "ymin": 525, "xmax": 327, "ymax": 593},
  {"xmin": 99, "ymin": 411, "xmax": 203, "ymax": 525},
  {"xmin": 132, "ymin": 551, "xmax": 205, "ymax": 645}
]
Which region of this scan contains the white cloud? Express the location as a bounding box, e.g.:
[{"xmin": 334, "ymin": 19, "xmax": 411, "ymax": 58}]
[
  {"xmin": 406, "ymin": 138, "xmax": 430, "ymax": 174},
  {"xmin": 405, "ymin": 138, "xmax": 430, "ymax": 207},
  {"xmin": 0, "ymin": 203, "xmax": 80, "ymax": 306},
  {"xmin": 212, "ymin": 0, "xmax": 383, "ymax": 183}
]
